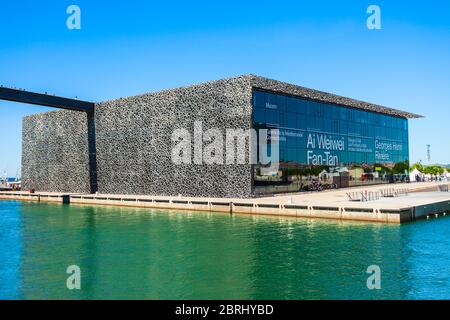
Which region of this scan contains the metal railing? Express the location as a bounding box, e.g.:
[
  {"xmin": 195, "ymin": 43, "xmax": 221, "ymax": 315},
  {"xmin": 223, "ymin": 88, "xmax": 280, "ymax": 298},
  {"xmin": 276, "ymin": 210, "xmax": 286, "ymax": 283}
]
[
  {"xmin": 347, "ymin": 191, "xmax": 380, "ymax": 202},
  {"xmin": 380, "ymin": 188, "xmax": 409, "ymax": 198}
]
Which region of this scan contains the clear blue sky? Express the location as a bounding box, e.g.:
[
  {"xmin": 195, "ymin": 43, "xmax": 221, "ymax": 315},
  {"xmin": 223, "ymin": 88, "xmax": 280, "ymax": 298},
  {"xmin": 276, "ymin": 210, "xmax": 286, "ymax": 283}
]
[{"xmin": 1, "ymin": 0, "xmax": 449, "ymax": 175}]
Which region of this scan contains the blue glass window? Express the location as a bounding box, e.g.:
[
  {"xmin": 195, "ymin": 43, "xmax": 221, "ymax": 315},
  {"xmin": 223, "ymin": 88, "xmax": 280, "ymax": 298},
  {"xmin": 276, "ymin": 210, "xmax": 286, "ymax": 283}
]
[
  {"xmin": 253, "ymin": 108, "xmax": 265, "ymax": 124},
  {"xmin": 252, "ymin": 89, "xmax": 410, "ymax": 178},
  {"xmin": 253, "ymin": 91, "xmax": 266, "ymax": 108},
  {"xmin": 286, "ymin": 112, "xmax": 297, "ymax": 128}
]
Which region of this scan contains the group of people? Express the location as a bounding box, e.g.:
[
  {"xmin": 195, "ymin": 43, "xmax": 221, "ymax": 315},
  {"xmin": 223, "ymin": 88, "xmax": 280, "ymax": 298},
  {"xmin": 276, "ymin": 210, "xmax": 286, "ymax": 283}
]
[{"xmin": 415, "ymin": 174, "xmax": 445, "ymax": 182}]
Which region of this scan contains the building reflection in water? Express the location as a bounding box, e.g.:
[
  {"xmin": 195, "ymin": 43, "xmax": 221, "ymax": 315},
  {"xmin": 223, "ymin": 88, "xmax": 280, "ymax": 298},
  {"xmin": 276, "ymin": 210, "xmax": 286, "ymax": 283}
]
[{"xmin": 13, "ymin": 202, "xmax": 450, "ymax": 299}]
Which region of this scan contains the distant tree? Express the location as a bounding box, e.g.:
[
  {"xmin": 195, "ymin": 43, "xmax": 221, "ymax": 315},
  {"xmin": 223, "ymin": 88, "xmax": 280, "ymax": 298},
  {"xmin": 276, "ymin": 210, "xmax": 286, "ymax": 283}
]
[
  {"xmin": 393, "ymin": 160, "xmax": 409, "ymax": 174},
  {"xmin": 374, "ymin": 163, "xmax": 392, "ymax": 174},
  {"xmin": 310, "ymin": 165, "xmax": 329, "ymax": 176},
  {"xmin": 410, "ymin": 162, "xmax": 424, "ymax": 172},
  {"xmin": 423, "ymin": 165, "xmax": 445, "ymax": 176},
  {"xmin": 422, "ymin": 166, "xmax": 432, "ymax": 175}
]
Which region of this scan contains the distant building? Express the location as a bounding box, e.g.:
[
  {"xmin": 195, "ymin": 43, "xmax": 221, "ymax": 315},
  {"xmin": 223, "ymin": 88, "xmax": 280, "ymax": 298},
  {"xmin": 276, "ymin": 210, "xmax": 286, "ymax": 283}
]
[{"xmin": 22, "ymin": 75, "xmax": 422, "ymax": 197}]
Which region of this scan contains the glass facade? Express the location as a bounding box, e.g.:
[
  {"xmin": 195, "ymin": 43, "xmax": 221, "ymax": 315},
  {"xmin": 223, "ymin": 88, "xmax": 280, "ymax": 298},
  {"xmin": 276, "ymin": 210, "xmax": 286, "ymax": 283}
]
[{"xmin": 253, "ymin": 89, "xmax": 410, "ymax": 195}]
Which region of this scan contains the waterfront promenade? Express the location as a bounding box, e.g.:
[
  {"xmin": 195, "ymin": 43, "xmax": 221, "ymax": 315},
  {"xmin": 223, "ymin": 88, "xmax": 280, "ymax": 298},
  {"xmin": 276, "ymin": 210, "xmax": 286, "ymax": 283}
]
[{"xmin": 1, "ymin": 181, "xmax": 450, "ymax": 224}]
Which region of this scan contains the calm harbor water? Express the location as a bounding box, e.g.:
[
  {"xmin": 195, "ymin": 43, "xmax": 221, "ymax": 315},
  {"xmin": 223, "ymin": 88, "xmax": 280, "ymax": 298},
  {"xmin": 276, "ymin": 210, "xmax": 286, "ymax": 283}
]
[{"xmin": 1, "ymin": 200, "xmax": 450, "ymax": 300}]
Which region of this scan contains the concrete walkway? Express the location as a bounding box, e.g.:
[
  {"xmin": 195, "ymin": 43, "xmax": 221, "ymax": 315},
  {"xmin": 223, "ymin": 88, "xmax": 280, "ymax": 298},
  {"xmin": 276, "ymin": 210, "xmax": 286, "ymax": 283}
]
[{"xmin": 1, "ymin": 181, "xmax": 450, "ymax": 223}]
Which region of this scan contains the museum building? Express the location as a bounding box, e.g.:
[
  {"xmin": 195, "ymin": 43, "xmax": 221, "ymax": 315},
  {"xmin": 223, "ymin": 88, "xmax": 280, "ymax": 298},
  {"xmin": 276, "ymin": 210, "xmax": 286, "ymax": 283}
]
[{"xmin": 22, "ymin": 75, "xmax": 422, "ymax": 198}]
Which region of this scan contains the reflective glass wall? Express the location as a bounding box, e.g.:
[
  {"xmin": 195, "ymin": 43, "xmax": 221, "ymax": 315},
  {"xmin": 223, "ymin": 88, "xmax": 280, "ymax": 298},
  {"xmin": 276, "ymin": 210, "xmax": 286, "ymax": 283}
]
[{"xmin": 253, "ymin": 89, "xmax": 410, "ymax": 195}]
